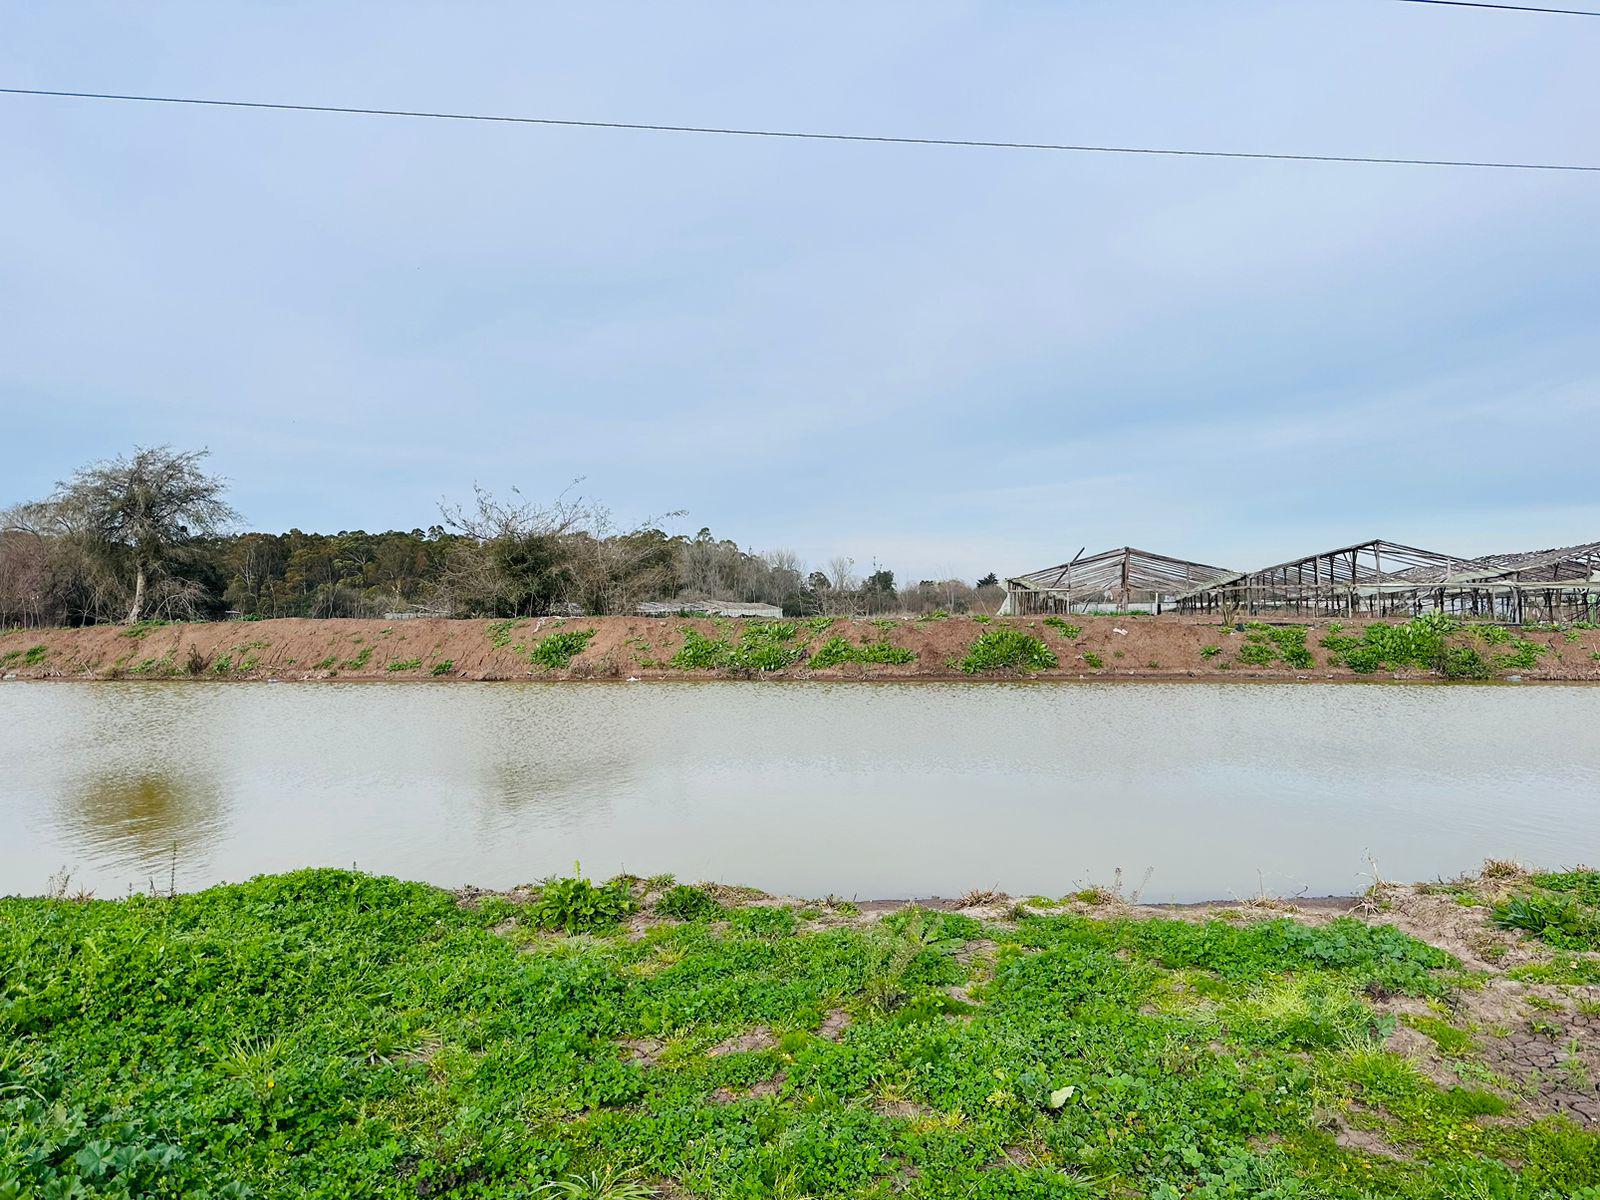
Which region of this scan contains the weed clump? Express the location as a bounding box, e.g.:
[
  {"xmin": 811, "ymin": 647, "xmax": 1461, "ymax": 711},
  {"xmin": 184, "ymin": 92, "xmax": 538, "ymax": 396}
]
[
  {"xmin": 955, "ymin": 627, "xmax": 1058, "ymax": 674},
  {"xmin": 1042, "ymin": 616, "xmax": 1083, "ymax": 639},
  {"xmin": 1493, "ymin": 872, "xmax": 1600, "ymax": 950},
  {"xmin": 654, "ymin": 884, "xmax": 724, "ymax": 922},
  {"xmin": 530, "ymin": 628, "xmax": 597, "ymax": 669},
  {"xmin": 386, "ymin": 657, "xmax": 423, "ymax": 673},
  {"xmin": 1233, "ymin": 623, "xmax": 1313, "ymax": 669},
  {"xmin": 671, "ymin": 622, "xmax": 804, "ymax": 673},
  {"xmin": 341, "ymin": 645, "xmax": 373, "ymax": 670},
  {"xmin": 530, "ymin": 872, "xmax": 635, "ymax": 933},
  {"xmin": 430, "ymin": 660, "xmax": 454, "ymax": 677},
  {"xmin": 485, "ymin": 619, "xmax": 526, "ymax": 648},
  {"xmin": 808, "ymin": 636, "xmax": 915, "ymax": 668}
]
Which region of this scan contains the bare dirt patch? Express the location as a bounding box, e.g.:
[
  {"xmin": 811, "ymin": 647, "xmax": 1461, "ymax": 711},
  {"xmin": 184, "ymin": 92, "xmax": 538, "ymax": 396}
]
[
  {"xmin": 817, "ymin": 1009, "xmax": 852, "ymax": 1040},
  {"xmin": 707, "ymin": 1026, "xmax": 778, "ymax": 1057},
  {"xmin": 619, "ymin": 1037, "xmax": 667, "ymax": 1068},
  {"xmin": 712, "ymin": 1071, "xmax": 787, "ymax": 1103}
]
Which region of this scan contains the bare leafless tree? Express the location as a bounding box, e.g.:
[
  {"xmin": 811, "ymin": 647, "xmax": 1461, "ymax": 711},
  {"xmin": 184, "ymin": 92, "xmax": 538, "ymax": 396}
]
[{"xmin": 35, "ymin": 447, "xmax": 237, "ymax": 624}]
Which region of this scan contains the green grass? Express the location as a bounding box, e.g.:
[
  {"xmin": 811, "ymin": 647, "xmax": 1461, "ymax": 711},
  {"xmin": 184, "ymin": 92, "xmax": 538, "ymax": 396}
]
[
  {"xmin": 3, "ymin": 869, "xmax": 1594, "ymax": 1199},
  {"xmin": 430, "ymin": 660, "xmax": 454, "ymax": 677},
  {"xmin": 386, "ymin": 658, "xmax": 423, "ymax": 673},
  {"xmin": 530, "ymin": 629, "xmax": 598, "ymax": 669},
  {"xmin": 955, "ymin": 627, "xmax": 1058, "ymax": 674},
  {"xmin": 808, "ymin": 636, "xmax": 916, "ymax": 669},
  {"xmin": 1042, "ymin": 616, "xmax": 1083, "ymax": 639}
]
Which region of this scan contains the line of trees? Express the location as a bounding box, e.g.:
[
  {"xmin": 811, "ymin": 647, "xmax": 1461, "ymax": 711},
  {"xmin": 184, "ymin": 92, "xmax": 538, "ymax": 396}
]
[{"xmin": 0, "ymin": 447, "xmax": 1003, "ymax": 626}]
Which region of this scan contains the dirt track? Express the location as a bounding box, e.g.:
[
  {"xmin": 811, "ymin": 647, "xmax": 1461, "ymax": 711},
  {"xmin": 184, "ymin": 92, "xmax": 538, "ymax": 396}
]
[{"xmin": 4, "ymin": 613, "xmax": 1599, "ymax": 682}]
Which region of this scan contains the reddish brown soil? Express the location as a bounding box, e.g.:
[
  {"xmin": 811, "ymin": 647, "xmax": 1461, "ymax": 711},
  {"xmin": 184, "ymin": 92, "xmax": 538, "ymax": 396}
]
[{"xmin": 3, "ymin": 614, "xmax": 1599, "ymax": 683}]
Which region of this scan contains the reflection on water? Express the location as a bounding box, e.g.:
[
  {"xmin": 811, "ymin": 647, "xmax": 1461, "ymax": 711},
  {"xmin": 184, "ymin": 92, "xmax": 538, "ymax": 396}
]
[
  {"xmin": 2, "ymin": 680, "xmax": 1598, "ymax": 901},
  {"xmin": 61, "ymin": 771, "xmax": 229, "ymax": 883}
]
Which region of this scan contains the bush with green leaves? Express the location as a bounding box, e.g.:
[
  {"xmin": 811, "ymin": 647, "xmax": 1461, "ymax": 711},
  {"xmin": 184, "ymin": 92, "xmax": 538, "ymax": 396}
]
[{"xmin": 955, "ymin": 627, "xmax": 1058, "ymax": 673}]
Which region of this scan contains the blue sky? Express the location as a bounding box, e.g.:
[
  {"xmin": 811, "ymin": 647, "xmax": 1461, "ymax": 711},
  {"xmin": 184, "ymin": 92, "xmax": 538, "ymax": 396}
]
[{"xmin": 4, "ymin": 1, "xmax": 1598, "ymax": 582}]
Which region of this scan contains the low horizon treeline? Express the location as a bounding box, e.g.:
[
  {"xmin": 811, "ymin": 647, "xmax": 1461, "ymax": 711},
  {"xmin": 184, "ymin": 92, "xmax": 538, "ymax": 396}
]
[{"xmin": 0, "ymin": 446, "xmax": 1002, "ymax": 627}]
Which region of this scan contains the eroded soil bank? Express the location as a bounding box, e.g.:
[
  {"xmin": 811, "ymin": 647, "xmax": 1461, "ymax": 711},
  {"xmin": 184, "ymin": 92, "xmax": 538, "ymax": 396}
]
[{"xmin": 4, "ymin": 613, "xmax": 1600, "ymax": 682}]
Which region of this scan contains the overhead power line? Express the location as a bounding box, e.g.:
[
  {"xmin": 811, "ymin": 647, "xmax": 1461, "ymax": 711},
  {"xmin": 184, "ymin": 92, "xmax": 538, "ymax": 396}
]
[
  {"xmin": 1388, "ymin": 0, "xmax": 1600, "ymax": 15},
  {"xmin": 3, "ymin": 85, "xmax": 1597, "ymax": 174}
]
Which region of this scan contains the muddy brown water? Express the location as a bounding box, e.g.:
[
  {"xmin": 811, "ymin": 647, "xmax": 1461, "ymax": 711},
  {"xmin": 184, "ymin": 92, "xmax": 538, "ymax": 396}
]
[{"xmin": 2, "ymin": 681, "xmax": 1596, "ymax": 901}]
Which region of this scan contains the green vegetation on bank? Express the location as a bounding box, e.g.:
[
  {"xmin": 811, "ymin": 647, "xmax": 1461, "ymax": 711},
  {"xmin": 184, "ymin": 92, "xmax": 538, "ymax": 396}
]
[
  {"xmin": 956, "ymin": 627, "xmax": 1058, "ymax": 674},
  {"xmin": 1042, "ymin": 617, "xmax": 1083, "ymax": 640},
  {"xmin": 808, "ymin": 636, "xmax": 916, "ymax": 669},
  {"xmin": 1318, "ymin": 613, "xmax": 1548, "ymax": 678},
  {"xmin": 671, "ymin": 622, "xmax": 805, "ymax": 673},
  {"xmin": 3, "ymin": 869, "xmax": 1597, "ymax": 1199},
  {"xmin": 1493, "ymin": 870, "xmax": 1600, "ymax": 951},
  {"xmin": 530, "ymin": 629, "xmax": 598, "ymax": 670},
  {"xmin": 1235, "ymin": 624, "xmax": 1315, "ymax": 670}
]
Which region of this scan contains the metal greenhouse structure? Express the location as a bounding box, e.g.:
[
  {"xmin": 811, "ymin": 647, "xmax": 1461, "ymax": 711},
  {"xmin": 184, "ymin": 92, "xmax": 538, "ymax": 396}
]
[
  {"xmin": 1006, "ymin": 537, "xmax": 1600, "ymax": 624},
  {"xmin": 1001, "ymin": 547, "xmax": 1237, "ymax": 615}
]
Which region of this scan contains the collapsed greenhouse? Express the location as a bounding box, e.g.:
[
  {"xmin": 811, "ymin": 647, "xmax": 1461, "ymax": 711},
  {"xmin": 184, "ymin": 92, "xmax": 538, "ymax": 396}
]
[
  {"xmin": 1004, "ymin": 538, "xmax": 1600, "ymax": 624},
  {"xmin": 999, "ymin": 547, "xmax": 1237, "ymax": 615}
]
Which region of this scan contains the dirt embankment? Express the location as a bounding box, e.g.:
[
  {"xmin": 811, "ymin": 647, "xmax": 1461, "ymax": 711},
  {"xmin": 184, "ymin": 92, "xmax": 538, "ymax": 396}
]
[{"xmin": 3, "ymin": 613, "xmax": 1599, "ymax": 683}]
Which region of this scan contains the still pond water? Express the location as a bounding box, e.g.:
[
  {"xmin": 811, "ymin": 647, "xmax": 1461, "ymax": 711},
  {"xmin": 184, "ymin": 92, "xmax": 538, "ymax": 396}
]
[{"xmin": 2, "ymin": 681, "xmax": 1597, "ymax": 902}]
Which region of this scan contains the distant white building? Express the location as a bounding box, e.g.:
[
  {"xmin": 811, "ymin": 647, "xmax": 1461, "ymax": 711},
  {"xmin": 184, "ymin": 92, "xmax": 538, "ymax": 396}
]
[
  {"xmin": 383, "ymin": 606, "xmax": 452, "ymax": 620},
  {"xmin": 637, "ymin": 600, "xmax": 784, "ymax": 619}
]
